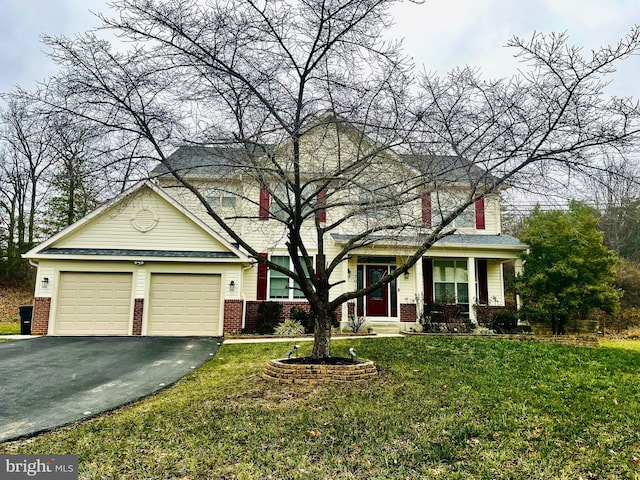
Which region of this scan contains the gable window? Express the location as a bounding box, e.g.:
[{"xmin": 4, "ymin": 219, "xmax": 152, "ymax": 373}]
[
  {"xmin": 433, "ymin": 260, "xmax": 469, "ymax": 304},
  {"xmin": 268, "ymin": 255, "xmax": 310, "ymax": 300},
  {"xmin": 206, "ymin": 186, "xmax": 237, "ymax": 208}
]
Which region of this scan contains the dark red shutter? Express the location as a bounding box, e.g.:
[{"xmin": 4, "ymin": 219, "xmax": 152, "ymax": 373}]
[
  {"xmin": 317, "ymin": 189, "xmax": 327, "ymax": 223},
  {"xmin": 259, "ymin": 188, "xmax": 270, "ymax": 220},
  {"xmin": 257, "ymin": 253, "xmax": 268, "ymax": 300},
  {"xmin": 422, "ymin": 193, "xmax": 432, "ymax": 227},
  {"xmin": 423, "ymin": 258, "xmax": 433, "ymax": 305},
  {"xmin": 356, "ymin": 265, "xmax": 364, "ymax": 316},
  {"xmin": 475, "ymin": 198, "xmax": 485, "ymax": 230},
  {"xmin": 477, "ymin": 259, "xmax": 489, "ymax": 305}
]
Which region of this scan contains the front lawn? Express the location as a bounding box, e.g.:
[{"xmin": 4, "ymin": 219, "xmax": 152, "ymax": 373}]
[{"xmin": 2, "ymin": 336, "xmax": 640, "ymax": 479}]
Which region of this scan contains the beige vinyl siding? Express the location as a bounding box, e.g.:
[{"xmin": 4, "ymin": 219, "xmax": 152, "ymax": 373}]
[
  {"xmin": 55, "ymin": 272, "xmax": 133, "ymax": 335},
  {"xmin": 486, "ymin": 261, "xmax": 505, "ymax": 306},
  {"xmin": 58, "ymin": 188, "xmax": 229, "ymax": 252},
  {"xmin": 147, "ymin": 273, "xmax": 221, "ymax": 336}
]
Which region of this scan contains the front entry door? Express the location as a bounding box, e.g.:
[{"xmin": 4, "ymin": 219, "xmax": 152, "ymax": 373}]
[{"xmin": 366, "ymin": 266, "xmax": 388, "ymax": 316}]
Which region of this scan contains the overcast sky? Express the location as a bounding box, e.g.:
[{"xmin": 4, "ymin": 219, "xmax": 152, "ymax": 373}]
[{"xmin": 1, "ymin": 0, "xmax": 639, "ymax": 97}]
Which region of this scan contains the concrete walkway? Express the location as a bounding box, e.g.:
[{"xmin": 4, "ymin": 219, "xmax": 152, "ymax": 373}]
[{"xmin": 223, "ymin": 333, "xmax": 404, "ymax": 344}]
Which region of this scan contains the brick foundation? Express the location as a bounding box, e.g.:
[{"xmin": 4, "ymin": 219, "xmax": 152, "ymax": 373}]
[
  {"xmin": 244, "ymin": 300, "xmax": 342, "ymax": 333},
  {"xmin": 223, "ymin": 299, "xmax": 244, "ymax": 334},
  {"xmin": 400, "ymin": 303, "xmax": 417, "ymax": 322},
  {"xmin": 132, "ymin": 299, "xmax": 144, "ymax": 335},
  {"xmin": 32, "ymin": 297, "xmax": 51, "ymax": 335}
]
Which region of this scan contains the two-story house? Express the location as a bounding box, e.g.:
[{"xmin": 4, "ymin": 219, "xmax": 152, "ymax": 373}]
[{"xmin": 24, "ymin": 119, "xmax": 526, "ymax": 336}]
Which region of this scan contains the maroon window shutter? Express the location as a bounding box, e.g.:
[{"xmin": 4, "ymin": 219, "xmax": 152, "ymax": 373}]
[
  {"xmin": 259, "ymin": 188, "xmax": 270, "ymax": 220},
  {"xmin": 257, "ymin": 253, "xmax": 268, "ymax": 300},
  {"xmin": 475, "ymin": 198, "xmax": 485, "ymax": 230},
  {"xmin": 317, "ymin": 189, "xmax": 327, "ymax": 223},
  {"xmin": 423, "ymin": 258, "xmax": 433, "ymax": 305},
  {"xmin": 477, "ymin": 259, "xmax": 489, "ymax": 305},
  {"xmin": 422, "ymin": 193, "xmax": 432, "ymax": 227},
  {"xmin": 356, "ymin": 265, "xmax": 364, "ymax": 316}
]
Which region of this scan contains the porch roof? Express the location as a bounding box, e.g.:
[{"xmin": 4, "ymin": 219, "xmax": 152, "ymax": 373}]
[{"xmin": 331, "ymin": 233, "xmax": 527, "ymax": 250}]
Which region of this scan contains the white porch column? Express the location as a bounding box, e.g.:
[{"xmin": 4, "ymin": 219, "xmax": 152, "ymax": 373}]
[
  {"xmin": 514, "ymin": 258, "xmax": 524, "ymax": 310},
  {"xmin": 415, "ymin": 257, "xmax": 424, "ymax": 317},
  {"xmin": 467, "ymin": 256, "xmax": 477, "ymax": 323}
]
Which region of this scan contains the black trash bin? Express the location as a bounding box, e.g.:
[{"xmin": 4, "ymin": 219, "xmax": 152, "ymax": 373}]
[{"xmin": 19, "ymin": 305, "xmax": 33, "ymax": 335}]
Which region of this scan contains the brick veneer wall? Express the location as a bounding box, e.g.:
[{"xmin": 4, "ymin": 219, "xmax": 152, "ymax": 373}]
[
  {"xmin": 223, "ymin": 299, "xmax": 244, "ymax": 334},
  {"xmin": 400, "ymin": 303, "xmax": 417, "ymax": 323},
  {"xmin": 32, "ymin": 297, "xmax": 51, "ymax": 335},
  {"xmin": 244, "ymin": 300, "xmax": 342, "ymax": 333},
  {"xmin": 132, "ymin": 299, "xmax": 144, "ymax": 335}
]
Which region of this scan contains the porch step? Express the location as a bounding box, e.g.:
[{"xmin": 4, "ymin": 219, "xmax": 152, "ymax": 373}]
[{"xmin": 367, "ymin": 323, "xmax": 401, "ymax": 334}]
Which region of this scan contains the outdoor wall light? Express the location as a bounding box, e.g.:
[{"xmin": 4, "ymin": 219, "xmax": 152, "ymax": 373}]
[
  {"xmin": 404, "ymin": 271, "xmax": 410, "ymax": 279},
  {"xmin": 41, "ymin": 277, "xmax": 49, "ymax": 289},
  {"xmin": 229, "ymin": 280, "xmax": 236, "ymax": 291}
]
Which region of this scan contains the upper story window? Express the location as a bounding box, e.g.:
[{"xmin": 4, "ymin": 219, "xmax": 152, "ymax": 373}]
[
  {"xmin": 432, "ymin": 191, "xmax": 474, "ymax": 228},
  {"xmin": 259, "ymin": 186, "xmax": 315, "ymax": 222},
  {"xmin": 425, "ymin": 191, "xmax": 486, "ymax": 230},
  {"xmin": 357, "ymin": 184, "xmax": 397, "ymax": 218},
  {"xmin": 206, "ymin": 186, "xmax": 237, "ymax": 208}
]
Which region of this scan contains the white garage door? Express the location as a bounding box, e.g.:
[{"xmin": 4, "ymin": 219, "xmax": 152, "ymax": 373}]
[
  {"xmin": 148, "ymin": 274, "xmax": 221, "ymax": 336},
  {"xmin": 55, "ymin": 272, "xmax": 133, "ymax": 335}
]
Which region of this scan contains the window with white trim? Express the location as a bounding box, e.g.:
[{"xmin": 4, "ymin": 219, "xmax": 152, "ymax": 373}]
[
  {"xmin": 433, "ymin": 259, "xmax": 469, "ymax": 303},
  {"xmin": 206, "ymin": 186, "xmax": 237, "ymax": 208},
  {"xmin": 269, "ymin": 255, "xmax": 310, "ymax": 299},
  {"xmin": 432, "ymin": 191, "xmax": 474, "ymax": 228}
]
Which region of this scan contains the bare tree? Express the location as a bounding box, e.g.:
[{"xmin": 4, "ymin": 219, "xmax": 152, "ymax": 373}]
[
  {"xmin": 33, "ymin": 0, "xmax": 640, "ymax": 357},
  {"xmin": 0, "ymin": 97, "xmax": 55, "ymax": 248}
]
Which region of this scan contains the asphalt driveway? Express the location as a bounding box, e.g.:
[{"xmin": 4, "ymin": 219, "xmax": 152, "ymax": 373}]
[{"xmin": 0, "ymin": 336, "xmax": 221, "ymax": 442}]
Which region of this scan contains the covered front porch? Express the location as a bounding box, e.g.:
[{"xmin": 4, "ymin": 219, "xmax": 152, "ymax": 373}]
[{"xmin": 341, "ymin": 234, "xmax": 527, "ymax": 332}]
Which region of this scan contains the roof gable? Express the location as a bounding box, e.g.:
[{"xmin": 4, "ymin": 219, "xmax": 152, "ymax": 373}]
[{"xmin": 25, "ymin": 181, "xmax": 249, "ymax": 262}]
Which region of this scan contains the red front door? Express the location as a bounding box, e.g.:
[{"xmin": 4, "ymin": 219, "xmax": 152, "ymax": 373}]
[{"xmin": 366, "ymin": 266, "xmax": 388, "ymax": 316}]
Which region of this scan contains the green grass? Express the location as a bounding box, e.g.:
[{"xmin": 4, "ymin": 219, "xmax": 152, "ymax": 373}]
[
  {"xmin": 0, "ymin": 322, "xmax": 19, "ymax": 334},
  {"xmin": 3, "ymin": 336, "xmax": 640, "ymax": 479}
]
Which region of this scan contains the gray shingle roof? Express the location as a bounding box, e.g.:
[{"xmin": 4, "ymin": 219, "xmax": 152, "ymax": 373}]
[
  {"xmin": 152, "ymin": 146, "xmax": 498, "ymax": 188},
  {"xmin": 42, "ymin": 248, "xmax": 239, "ymax": 259},
  {"xmin": 401, "ymin": 154, "xmax": 499, "ymax": 187},
  {"xmin": 151, "ymin": 146, "xmax": 259, "ymax": 177},
  {"xmin": 331, "ymin": 233, "xmax": 526, "ymax": 249}
]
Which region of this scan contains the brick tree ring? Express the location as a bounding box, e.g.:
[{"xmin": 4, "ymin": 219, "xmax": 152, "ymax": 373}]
[{"xmin": 263, "ymin": 358, "xmax": 377, "ymax": 383}]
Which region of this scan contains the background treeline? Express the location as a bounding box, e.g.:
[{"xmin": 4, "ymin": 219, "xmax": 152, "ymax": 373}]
[{"xmin": 0, "ymin": 95, "xmax": 150, "ymax": 285}]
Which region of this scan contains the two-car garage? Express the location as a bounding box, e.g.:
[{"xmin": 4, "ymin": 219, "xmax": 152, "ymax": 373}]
[
  {"xmin": 23, "ymin": 181, "xmax": 250, "ymax": 337},
  {"xmin": 53, "ymin": 271, "xmax": 223, "ymax": 336}
]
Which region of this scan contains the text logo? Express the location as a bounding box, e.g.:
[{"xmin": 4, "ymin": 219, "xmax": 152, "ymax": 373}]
[{"xmin": 0, "ymin": 455, "xmax": 78, "ymax": 479}]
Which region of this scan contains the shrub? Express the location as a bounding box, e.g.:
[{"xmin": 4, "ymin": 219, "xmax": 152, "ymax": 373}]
[
  {"xmin": 418, "ymin": 313, "xmax": 472, "ymax": 333},
  {"xmin": 347, "ymin": 314, "xmax": 366, "ymax": 333},
  {"xmin": 256, "ymin": 302, "xmax": 283, "ymax": 334},
  {"xmin": 491, "ymin": 309, "xmax": 519, "ymax": 333},
  {"xmin": 594, "ymin": 307, "xmax": 640, "ymax": 334},
  {"xmin": 289, "ymin": 306, "xmax": 314, "ymax": 333},
  {"xmin": 274, "ymin": 319, "xmax": 306, "ymax": 335},
  {"xmin": 472, "ymin": 325, "xmax": 496, "ymax": 335}
]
